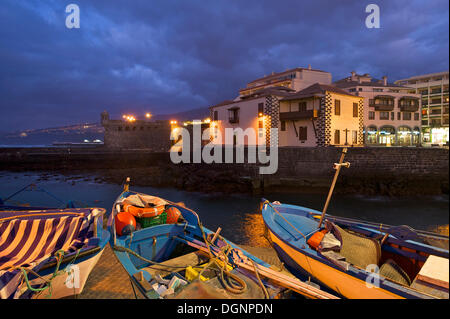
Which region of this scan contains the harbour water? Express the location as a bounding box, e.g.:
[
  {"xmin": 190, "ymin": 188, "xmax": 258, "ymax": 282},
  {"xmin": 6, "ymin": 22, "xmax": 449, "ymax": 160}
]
[{"xmin": 0, "ymin": 171, "xmax": 448, "ymax": 247}]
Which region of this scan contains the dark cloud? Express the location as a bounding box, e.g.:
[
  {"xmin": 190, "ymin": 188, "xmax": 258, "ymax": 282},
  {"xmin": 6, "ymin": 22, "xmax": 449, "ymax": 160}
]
[{"xmin": 0, "ymin": 0, "xmax": 448, "ymax": 131}]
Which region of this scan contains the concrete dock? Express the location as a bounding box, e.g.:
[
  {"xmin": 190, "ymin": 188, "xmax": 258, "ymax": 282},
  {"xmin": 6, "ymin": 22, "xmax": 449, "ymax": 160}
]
[{"xmin": 77, "ymin": 244, "xmax": 290, "ymax": 299}]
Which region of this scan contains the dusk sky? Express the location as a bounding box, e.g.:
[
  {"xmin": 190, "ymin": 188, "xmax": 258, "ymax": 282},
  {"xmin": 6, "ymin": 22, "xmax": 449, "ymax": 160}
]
[{"xmin": 0, "ymin": 0, "xmax": 448, "ymax": 132}]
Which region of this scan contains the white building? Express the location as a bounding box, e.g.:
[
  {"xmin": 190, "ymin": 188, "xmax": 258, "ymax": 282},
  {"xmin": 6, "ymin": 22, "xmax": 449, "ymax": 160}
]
[
  {"xmin": 395, "ymin": 71, "xmax": 449, "ymax": 146},
  {"xmin": 334, "ymin": 72, "xmax": 422, "ymax": 146}
]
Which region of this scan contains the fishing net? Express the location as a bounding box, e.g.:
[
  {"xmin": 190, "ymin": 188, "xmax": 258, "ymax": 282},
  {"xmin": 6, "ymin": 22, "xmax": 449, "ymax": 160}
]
[
  {"xmin": 379, "ymin": 259, "xmax": 411, "ymax": 286},
  {"xmin": 332, "ymin": 224, "xmax": 381, "ymax": 270}
]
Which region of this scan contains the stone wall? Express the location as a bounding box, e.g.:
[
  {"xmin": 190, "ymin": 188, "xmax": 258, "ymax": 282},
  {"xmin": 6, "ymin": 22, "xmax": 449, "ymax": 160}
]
[
  {"xmin": 0, "ymin": 146, "xmax": 448, "ymax": 196},
  {"xmin": 103, "ymin": 120, "xmax": 172, "ymax": 151}
]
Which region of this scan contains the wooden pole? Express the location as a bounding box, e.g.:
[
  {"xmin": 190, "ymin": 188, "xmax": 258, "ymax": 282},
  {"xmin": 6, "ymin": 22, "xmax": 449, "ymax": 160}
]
[{"xmin": 318, "ymin": 147, "xmax": 349, "ymax": 229}]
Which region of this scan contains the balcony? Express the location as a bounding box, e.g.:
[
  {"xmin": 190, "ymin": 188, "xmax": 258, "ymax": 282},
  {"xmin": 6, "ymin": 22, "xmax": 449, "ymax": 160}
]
[
  {"xmin": 279, "ymin": 109, "xmax": 319, "ymax": 120},
  {"xmin": 369, "ymin": 95, "xmax": 395, "ymax": 111},
  {"xmin": 399, "ymin": 97, "xmax": 420, "ymax": 112}
]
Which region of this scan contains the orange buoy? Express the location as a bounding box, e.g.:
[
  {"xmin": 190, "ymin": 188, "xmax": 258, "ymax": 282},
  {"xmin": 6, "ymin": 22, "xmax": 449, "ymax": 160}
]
[
  {"xmin": 115, "ymin": 211, "xmax": 136, "ymax": 236},
  {"xmin": 165, "ymin": 206, "xmax": 182, "ymax": 224}
]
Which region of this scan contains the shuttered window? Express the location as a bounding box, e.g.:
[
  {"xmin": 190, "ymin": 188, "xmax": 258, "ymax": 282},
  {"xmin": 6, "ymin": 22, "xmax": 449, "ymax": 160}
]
[
  {"xmin": 353, "ymin": 103, "xmax": 358, "ymax": 117},
  {"xmin": 335, "ymin": 100, "xmax": 341, "ymax": 115},
  {"xmin": 299, "ymin": 126, "xmax": 307, "ymax": 141}
]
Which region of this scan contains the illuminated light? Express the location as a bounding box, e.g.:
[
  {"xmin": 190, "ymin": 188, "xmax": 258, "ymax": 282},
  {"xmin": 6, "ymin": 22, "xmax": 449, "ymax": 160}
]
[
  {"xmin": 183, "ymin": 122, "xmax": 188, "ymax": 126},
  {"xmin": 258, "ymin": 112, "xmax": 263, "ymax": 117},
  {"xmin": 204, "ymin": 118, "xmax": 211, "ymax": 123},
  {"xmin": 170, "ymin": 120, "xmax": 177, "ymax": 125},
  {"xmin": 146, "ymin": 112, "xmax": 152, "ymax": 118}
]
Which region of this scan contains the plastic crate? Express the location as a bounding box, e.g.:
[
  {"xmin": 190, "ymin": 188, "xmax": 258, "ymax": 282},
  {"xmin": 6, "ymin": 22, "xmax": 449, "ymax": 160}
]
[{"xmin": 137, "ymin": 212, "xmax": 167, "ymax": 228}]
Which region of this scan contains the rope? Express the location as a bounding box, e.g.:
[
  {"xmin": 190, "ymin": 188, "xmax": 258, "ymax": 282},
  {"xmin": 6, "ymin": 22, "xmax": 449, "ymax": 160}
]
[
  {"xmin": 112, "ymin": 245, "xmax": 188, "ymax": 270},
  {"xmin": 16, "ymin": 249, "xmax": 66, "ymax": 299},
  {"xmin": 251, "ymin": 259, "xmax": 270, "ymax": 299}
]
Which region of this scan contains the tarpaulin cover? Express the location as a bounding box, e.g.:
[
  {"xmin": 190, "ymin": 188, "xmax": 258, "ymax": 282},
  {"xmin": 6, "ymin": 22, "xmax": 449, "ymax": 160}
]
[{"xmin": 0, "ymin": 208, "xmax": 99, "ymax": 299}]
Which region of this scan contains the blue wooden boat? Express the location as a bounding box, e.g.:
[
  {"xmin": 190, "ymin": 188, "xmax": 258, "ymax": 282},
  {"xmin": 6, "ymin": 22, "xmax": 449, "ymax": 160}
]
[
  {"xmin": 260, "ymin": 199, "xmax": 449, "ymax": 299},
  {"xmin": 0, "ymin": 207, "xmax": 109, "ymax": 299},
  {"xmin": 107, "ymin": 184, "xmax": 313, "ymax": 299}
]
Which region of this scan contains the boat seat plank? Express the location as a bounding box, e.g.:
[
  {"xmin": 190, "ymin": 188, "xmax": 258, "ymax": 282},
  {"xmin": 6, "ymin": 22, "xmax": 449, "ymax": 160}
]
[
  {"xmin": 415, "ymin": 255, "xmax": 449, "ymax": 289},
  {"xmin": 140, "ymin": 250, "xmax": 210, "ymax": 278}
]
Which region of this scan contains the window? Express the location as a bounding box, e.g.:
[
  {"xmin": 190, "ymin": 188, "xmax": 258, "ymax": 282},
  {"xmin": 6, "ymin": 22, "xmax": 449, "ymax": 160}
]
[
  {"xmin": 228, "ymin": 108, "xmax": 239, "ymax": 123},
  {"xmin": 335, "ymin": 100, "xmax": 341, "ymax": 115},
  {"xmin": 403, "ymin": 112, "xmax": 411, "ymax": 120},
  {"xmin": 352, "ymin": 130, "xmax": 358, "ymax": 145},
  {"xmin": 353, "ymin": 103, "xmax": 358, "ymax": 117},
  {"xmin": 368, "ymin": 111, "xmax": 375, "ymax": 120},
  {"xmin": 281, "ymin": 121, "xmax": 286, "ymax": 131},
  {"xmin": 391, "ymin": 112, "xmax": 394, "ymax": 120},
  {"xmin": 299, "ymin": 126, "xmax": 307, "ymax": 141},
  {"xmin": 380, "ymin": 112, "xmax": 389, "ymax": 120},
  {"xmin": 299, "ymin": 102, "xmax": 307, "ymax": 112},
  {"xmin": 258, "ymin": 120, "xmax": 263, "ymax": 129},
  {"xmin": 213, "ymin": 111, "xmax": 218, "ymax": 121},
  {"xmin": 397, "ymin": 112, "xmax": 401, "ymax": 120},
  {"xmin": 373, "ymin": 88, "xmax": 384, "ymax": 92},
  {"xmin": 414, "ymin": 113, "xmax": 419, "ymax": 121},
  {"xmin": 258, "ymin": 103, "xmax": 264, "ymax": 116},
  {"xmin": 334, "ymin": 130, "xmax": 340, "ymax": 144}
]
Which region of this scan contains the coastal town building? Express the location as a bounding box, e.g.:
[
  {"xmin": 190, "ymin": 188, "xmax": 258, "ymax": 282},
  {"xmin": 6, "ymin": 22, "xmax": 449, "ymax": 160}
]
[
  {"xmin": 278, "ymin": 83, "xmax": 364, "ymax": 147},
  {"xmin": 210, "ymin": 66, "xmax": 364, "ymax": 148},
  {"xmin": 334, "ymin": 72, "xmax": 422, "ymax": 146},
  {"xmin": 210, "ymin": 65, "xmax": 338, "ymax": 147},
  {"xmin": 101, "ymin": 111, "xmax": 172, "ymax": 150},
  {"xmin": 394, "ymin": 71, "xmax": 449, "ymax": 146}
]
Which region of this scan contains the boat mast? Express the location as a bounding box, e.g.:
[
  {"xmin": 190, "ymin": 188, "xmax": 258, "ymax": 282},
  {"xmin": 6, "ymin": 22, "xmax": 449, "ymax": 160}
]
[{"xmin": 317, "ymin": 147, "xmax": 350, "ymax": 229}]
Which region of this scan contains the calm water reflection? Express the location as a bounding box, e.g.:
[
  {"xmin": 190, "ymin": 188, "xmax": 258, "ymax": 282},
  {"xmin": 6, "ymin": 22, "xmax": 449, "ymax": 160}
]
[{"xmin": 0, "ymin": 171, "xmax": 448, "ymax": 247}]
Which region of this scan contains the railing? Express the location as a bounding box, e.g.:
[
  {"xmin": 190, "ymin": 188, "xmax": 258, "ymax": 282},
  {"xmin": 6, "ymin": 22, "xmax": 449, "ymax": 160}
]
[
  {"xmin": 279, "ymin": 109, "xmax": 319, "ymax": 120},
  {"xmin": 373, "ymin": 104, "xmax": 394, "ymax": 111},
  {"xmin": 400, "ymin": 104, "xmax": 419, "ymax": 112}
]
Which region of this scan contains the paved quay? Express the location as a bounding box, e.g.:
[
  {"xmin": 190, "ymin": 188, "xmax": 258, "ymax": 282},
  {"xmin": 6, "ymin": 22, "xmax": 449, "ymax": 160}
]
[{"xmin": 77, "ymin": 243, "xmax": 289, "ymax": 299}]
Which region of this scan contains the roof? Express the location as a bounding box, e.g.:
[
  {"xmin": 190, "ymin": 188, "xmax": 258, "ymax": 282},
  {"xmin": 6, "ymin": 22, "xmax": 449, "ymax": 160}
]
[
  {"xmin": 241, "ymin": 86, "xmax": 295, "ymax": 98},
  {"xmin": 210, "ymin": 100, "xmax": 236, "ymax": 108},
  {"xmin": 210, "ymin": 86, "xmax": 295, "ymax": 109},
  {"xmin": 395, "ymin": 71, "xmax": 449, "ymax": 82},
  {"xmin": 334, "ymin": 75, "xmax": 409, "ymax": 89},
  {"xmin": 248, "ymin": 67, "xmax": 329, "ymax": 85},
  {"xmin": 280, "ymin": 83, "xmax": 360, "ymax": 101}
]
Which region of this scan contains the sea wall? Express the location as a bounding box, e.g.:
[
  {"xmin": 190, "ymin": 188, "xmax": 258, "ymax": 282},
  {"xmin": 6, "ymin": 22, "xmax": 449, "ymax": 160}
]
[{"xmin": 0, "ymin": 146, "xmax": 448, "ymax": 196}]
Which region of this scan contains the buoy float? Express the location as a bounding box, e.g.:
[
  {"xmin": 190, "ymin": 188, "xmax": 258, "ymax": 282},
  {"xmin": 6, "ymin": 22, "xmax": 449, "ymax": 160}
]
[
  {"xmin": 115, "ymin": 211, "xmax": 136, "ymax": 236},
  {"xmin": 165, "ymin": 206, "xmax": 182, "ymax": 224}
]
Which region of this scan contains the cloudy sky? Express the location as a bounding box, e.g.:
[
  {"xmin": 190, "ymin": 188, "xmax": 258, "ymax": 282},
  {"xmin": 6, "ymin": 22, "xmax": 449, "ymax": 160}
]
[{"xmin": 0, "ymin": 0, "xmax": 448, "ymax": 132}]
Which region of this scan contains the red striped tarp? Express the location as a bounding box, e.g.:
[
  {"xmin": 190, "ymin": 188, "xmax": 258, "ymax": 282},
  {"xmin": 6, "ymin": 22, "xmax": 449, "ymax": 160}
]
[{"xmin": 0, "ymin": 208, "xmax": 100, "ymax": 299}]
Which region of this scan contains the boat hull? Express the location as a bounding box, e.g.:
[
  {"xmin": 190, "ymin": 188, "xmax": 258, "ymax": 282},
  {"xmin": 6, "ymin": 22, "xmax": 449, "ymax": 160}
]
[
  {"xmin": 266, "ymin": 226, "xmax": 404, "ymax": 299},
  {"xmin": 20, "ymin": 244, "xmax": 106, "ymax": 299}
]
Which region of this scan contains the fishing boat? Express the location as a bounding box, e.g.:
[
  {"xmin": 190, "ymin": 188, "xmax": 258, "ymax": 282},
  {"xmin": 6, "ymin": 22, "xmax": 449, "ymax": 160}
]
[
  {"xmin": 0, "ymin": 186, "xmax": 109, "ymax": 299},
  {"xmin": 107, "ymin": 179, "xmax": 339, "ymax": 299},
  {"xmin": 260, "ymin": 148, "xmax": 449, "ymax": 299}
]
